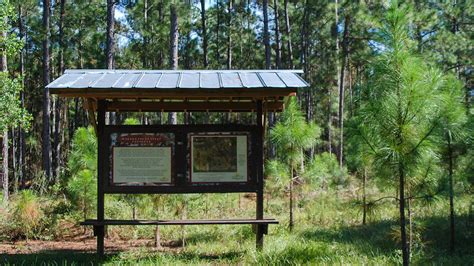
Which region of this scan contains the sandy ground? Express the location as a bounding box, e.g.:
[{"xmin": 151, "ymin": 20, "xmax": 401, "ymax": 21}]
[
  {"xmin": 0, "ymin": 237, "xmax": 163, "ymax": 254},
  {"xmin": 0, "ymin": 220, "xmax": 178, "ymax": 255}
]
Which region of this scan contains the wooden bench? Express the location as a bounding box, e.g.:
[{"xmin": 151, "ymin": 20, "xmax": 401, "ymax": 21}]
[
  {"xmin": 81, "ymin": 218, "xmax": 278, "ymax": 226},
  {"xmin": 81, "ymin": 218, "xmax": 278, "ymax": 235}
]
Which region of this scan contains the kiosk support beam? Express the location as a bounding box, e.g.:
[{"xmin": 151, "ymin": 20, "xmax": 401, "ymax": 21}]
[
  {"xmin": 96, "ymin": 100, "xmax": 106, "ymax": 256},
  {"xmin": 256, "ymin": 100, "xmax": 264, "ymax": 250}
]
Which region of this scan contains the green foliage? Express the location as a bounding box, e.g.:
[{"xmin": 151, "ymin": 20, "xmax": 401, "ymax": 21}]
[
  {"xmin": 123, "ymin": 117, "xmax": 140, "ymax": 125},
  {"xmin": 0, "ymin": 1, "xmax": 30, "ymax": 134},
  {"xmin": 358, "ymin": 2, "xmax": 453, "ymax": 184},
  {"xmin": 66, "ymin": 127, "xmax": 97, "ymax": 219},
  {"xmin": 0, "ymin": 73, "xmax": 30, "ymax": 133},
  {"xmin": 265, "ymin": 159, "xmax": 289, "ymax": 192},
  {"xmin": 0, "ymin": 0, "xmax": 23, "ymax": 56},
  {"xmin": 304, "ymin": 152, "xmax": 347, "ymax": 187},
  {"xmin": 271, "ymin": 97, "xmax": 320, "ymax": 170}
]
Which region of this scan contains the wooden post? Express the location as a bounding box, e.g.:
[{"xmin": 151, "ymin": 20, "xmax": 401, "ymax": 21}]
[
  {"xmin": 97, "ymin": 100, "xmax": 106, "ymax": 256},
  {"xmin": 256, "ymin": 100, "xmax": 264, "ymax": 250}
]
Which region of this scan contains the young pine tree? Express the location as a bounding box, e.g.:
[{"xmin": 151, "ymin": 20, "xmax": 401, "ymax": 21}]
[
  {"xmin": 357, "ymin": 2, "xmax": 464, "ymax": 264},
  {"xmin": 269, "ymin": 97, "xmax": 320, "ymax": 231},
  {"xmin": 436, "ymin": 75, "xmax": 467, "ymax": 253},
  {"xmin": 66, "ymin": 127, "xmax": 97, "ymax": 220}
]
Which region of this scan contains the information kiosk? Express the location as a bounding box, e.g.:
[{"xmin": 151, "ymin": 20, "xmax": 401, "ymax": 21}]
[{"xmin": 47, "ymin": 69, "xmax": 309, "ymax": 255}]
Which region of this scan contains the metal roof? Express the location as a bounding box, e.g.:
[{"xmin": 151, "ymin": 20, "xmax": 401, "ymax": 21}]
[{"xmin": 47, "ymin": 69, "xmax": 309, "ymax": 90}]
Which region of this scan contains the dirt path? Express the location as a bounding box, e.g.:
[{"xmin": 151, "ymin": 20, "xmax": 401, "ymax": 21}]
[{"xmin": 0, "ymin": 238, "xmax": 161, "ymax": 255}]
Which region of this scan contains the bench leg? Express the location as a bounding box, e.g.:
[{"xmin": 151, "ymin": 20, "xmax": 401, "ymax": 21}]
[
  {"xmin": 96, "ymin": 225, "xmax": 105, "ymax": 256},
  {"xmin": 256, "ymin": 224, "xmax": 264, "ymax": 250}
]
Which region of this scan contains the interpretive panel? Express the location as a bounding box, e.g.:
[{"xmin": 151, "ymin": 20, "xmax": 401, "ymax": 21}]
[
  {"xmin": 190, "ymin": 135, "xmax": 248, "ymax": 183},
  {"xmin": 109, "ymin": 133, "xmax": 175, "ymax": 185},
  {"xmin": 103, "ymin": 125, "xmax": 256, "ymax": 193},
  {"xmin": 113, "ymin": 147, "xmax": 171, "ymax": 183}
]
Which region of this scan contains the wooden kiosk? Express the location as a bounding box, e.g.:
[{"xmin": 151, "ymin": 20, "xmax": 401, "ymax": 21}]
[{"xmin": 47, "ymin": 69, "xmax": 309, "ymax": 255}]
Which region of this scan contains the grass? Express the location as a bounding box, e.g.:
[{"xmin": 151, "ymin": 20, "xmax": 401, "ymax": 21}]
[{"xmin": 1, "ymin": 191, "xmax": 473, "ymax": 265}]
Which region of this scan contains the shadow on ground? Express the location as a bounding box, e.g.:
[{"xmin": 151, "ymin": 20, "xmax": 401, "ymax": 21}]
[
  {"xmin": 300, "ymin": 214, "xmax": 473, "ymax": 262},
  {"xmin": 1, "ymin": 250, "xmax": 111, "ymax": 265}
]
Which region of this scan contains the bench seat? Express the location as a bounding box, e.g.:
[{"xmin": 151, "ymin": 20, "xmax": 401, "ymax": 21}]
[{"xmin": 81, "ymin": 218, "xmax": 278, "ymax": 226}]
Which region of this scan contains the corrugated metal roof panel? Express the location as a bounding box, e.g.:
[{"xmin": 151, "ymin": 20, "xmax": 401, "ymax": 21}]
[
  {"xmin": 258, "ymin": 72, "xmax": 286, "ymax": 87},
  {"xmin": 239, "ymin": 73, "xmax": 264, "ymax": 88},
  {"xmin": 113, "ymin": 73, "xmax": 141, "ymax": 88},
  {"xmin": 69, "ymin": 73, "xmax": 102, "ymax": 88},
  {"xmin": 221, "ymin": 72, "xmax": 242, "ymax": 88},
  {"xmin": 46, "ymin": 69, "xmax": 310, "ymax": 89},
  {"xmin": 47, "ymin": 73, "xmax": 83, "ymax": 88},
  {"xmin": 277, "ymin": 72, "xmax": 309, "ymax": 87},
  {"xmin": 135, "ymin": 73, "xmax": 162, "ymax": 88},
  {"xmin": 157, "ymin": 73, "xmax": 180, "ymax": 88},
  {"xmin": 94, "ymin": 73, "xmax": 123, "ymax": 88},
  {"xmin": 200, "ymin": 73, "xmax": 220, "ymax": 88},
  {"xmin": 180, "ymin": 73, "xmax": 200, "ymax": 88}
]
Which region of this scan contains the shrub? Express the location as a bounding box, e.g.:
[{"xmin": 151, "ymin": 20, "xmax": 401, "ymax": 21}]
[
  {"xmin": 10, "ymin": 190, "xmax": 45, "ymax": 240},
  {"xmin": 66, "ymin": 127, "xmax": 97, "ymax": 220}
]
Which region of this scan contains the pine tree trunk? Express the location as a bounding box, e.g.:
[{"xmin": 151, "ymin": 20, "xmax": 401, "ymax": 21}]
[
  {"xmin": 338, "ymin": 15, "xmax": 350, "ymax": 169},
  {"xmin": 334, "ymin": 0, "xmax": 341, "ymax": 164},
  {"xmin": 327, "ymin": 80, "xmax": 333, "ymax": 155},
  {"xmin": 1, "ymin": 31, "xmax": 8, "ymax": 201},
  {"xmin": 263, "ymin": 0, "xmax": 271, "ymax": 69},
  {"xmin": 2, "ymin": 131, "xmax": 8, "ymax": 203},
  {"xmin": 289, "ymin": 165, "xmax": 294, "ymax": 231},
  {"xmin": 143, "ymin": 0, "xmax": 149, "ymax": 68},
  {"xmin": 169, "ymin": 3, "xmax": 178, "ymax": 65},
  {"xmin": 157, "ymin": 0, "xmax": 164, "ymax": 68},
  {"xmin": 447, "ymin": 131, "xmax": 455, "ymax": 253},
  {"xmin": 216, "ymin": 0, "xmax": 221, "ymax": 66},
  {"xmin": 362, "ymin": 168, "xmax": 367, "ymax": 225},
  {"xmin": 283, "ymin": 0, "xmax": 293, "ymax": 69},
  {"xmin": 53, "ymin": 98, "xmax": 61, "ymax": 180},
  {"xmin": 58, "ymin": 0, "xmax": 66, "ymax": 75},
  {"xmin": 407, "ymin": 195, "xmax": 412, "ymax": 256},
  {"xmin": 106, "ymin": 0, "xmax": 115, "ymax": 69},
  {"xmin": 18, "ymin": 5, "xmax": 26, "ymax": 189},
  {"xmin": 399, "ymin": 162, "xmax": 410, "ymax": 266},
  {"xmin": 274, "ymin": 0, "xmax": 281, "ymax": 69},
  {"xmin": 106, "ymin": 0, "xmax": 115, "ymax": 125},
  {"xmin": 42, "ymin": 0, "xmax": 52, "ymax": 180},
  {"xmin": 168, "ymin": 3, "xmax": 178, "ymax": 125},
  {"xmin": 52, "ymin": 0, "xmax": 66, "ymax": 182},
  {"xmin": 264, "ymin": 0, "xmax": 276, "ymax": 158},
  {"xmin": 226, "ymin": 0, "xmax": 232, "ymax": 70},
  {"xmin": 349, "ymin": 63, "xmax": 353, "ymax": 118},
  {"xmin": 11, "ymin": 129, "xmax": 17, "ymax": 193},
  {"xmin": 200, "ymin": 0, "xmax": 208, "ymax": 68}
]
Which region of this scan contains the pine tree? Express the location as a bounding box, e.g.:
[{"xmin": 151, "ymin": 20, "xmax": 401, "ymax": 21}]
[
  {"xmin": 357, "ymin": 2, "xmax": 460, "ymax": 264},
  {"xmin": 270, "ymin": 98, "xmax": 320, "ymax": 231},
  {"xmin": 42, "ymin": 0, "xmax": 52, "ymax": 180}
]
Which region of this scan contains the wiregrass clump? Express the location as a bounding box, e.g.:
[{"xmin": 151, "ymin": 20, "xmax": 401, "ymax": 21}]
[{"xmin": 6, "ymin": 190, "xmax": 44, "ymax": 241}]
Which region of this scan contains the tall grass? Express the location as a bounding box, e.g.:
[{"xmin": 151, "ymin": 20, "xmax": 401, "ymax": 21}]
[{"xmin": 1, "ymin": 189, "xmax": 473, "ymax": 265}]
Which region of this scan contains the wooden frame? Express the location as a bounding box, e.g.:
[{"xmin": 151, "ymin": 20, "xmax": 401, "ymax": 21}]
[
  {"xmin": 92, "ymin": 99, "xmax": 268, "ymax": 255},
  {"xmin": 102, "ymin": 124, "xmax": 258, "ymax": 194}
]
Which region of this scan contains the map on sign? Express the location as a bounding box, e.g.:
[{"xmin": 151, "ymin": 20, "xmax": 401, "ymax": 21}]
[{"xmin": 191, "ymin": 135, "xmax": 247, "ymax": 183}]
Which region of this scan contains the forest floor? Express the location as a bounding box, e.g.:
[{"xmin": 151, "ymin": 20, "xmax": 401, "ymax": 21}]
[{"xmin": 1, "ymin": 192, "xmax": 473, "ymax": 265}]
